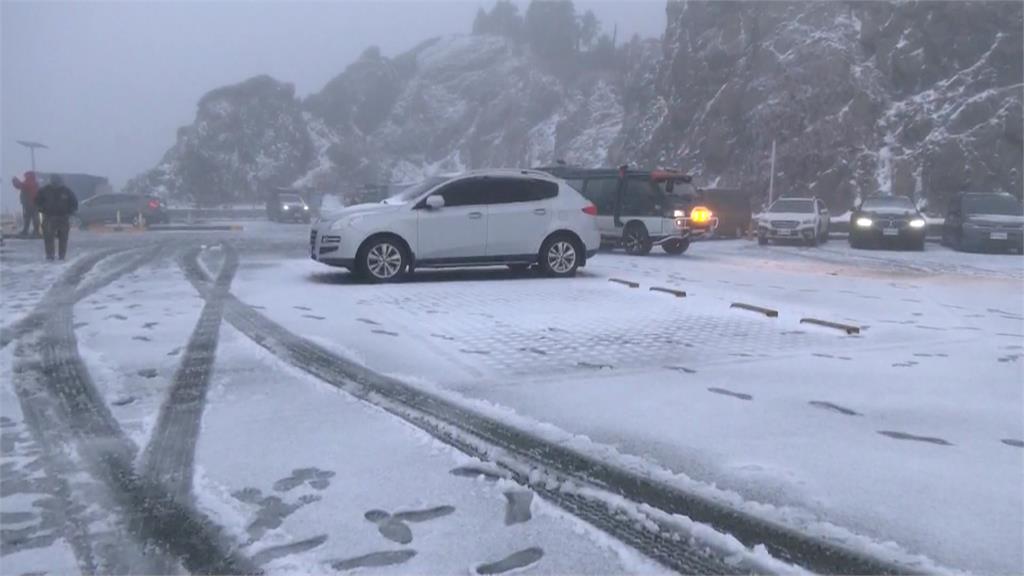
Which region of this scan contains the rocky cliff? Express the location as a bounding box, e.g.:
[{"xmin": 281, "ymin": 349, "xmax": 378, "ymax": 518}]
[{"xmin": 126, "ymin": 1, "xmax": 1022, "ymax": 210}]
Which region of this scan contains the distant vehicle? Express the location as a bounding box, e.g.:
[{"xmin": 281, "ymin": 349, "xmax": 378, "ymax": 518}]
[
  {"xmin": 538, "ymin": 165, "xmax": 717, "ymax": 255},
  {"xmin": 757, "ymin": 197, "xmax": 830, "ymax": 246},
  {"xmin": 701, "ymin": 188, "xmax": 752, "ymax": 238},
  {"xmin": 267, "ymin": 190, "xmax": 311, "ymax": 222},
  {"xmin": 849, "ymin": 195, "xmax": 926, "ymax": 250},
  {"xmin": 74, "ymin": 193, "xmax": 168, "ymax": 228},
  {"xmin": 310, "ymin": 169, "xmax": 600, "ymax": 282},
  {"xmin": 942, "ymin": 192, "xmax": 1023, "ymax": 254}
]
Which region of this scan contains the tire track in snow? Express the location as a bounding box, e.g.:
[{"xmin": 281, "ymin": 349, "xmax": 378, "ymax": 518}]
[
  {"xmin": 182, "ymin": 251, "xmax": 915, "ymax": 576},
  {"xmin": 8, "ymin": 243, "xmax": 255, "ymax": 575},
  {"xmin": 142, "ymin": 243, "xmax": 237, "ymax": 503}
]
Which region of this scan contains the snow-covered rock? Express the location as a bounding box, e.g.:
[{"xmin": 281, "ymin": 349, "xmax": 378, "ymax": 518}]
[{"xmin": 128, "ymin": 3, "xmax": 1021, "ymax": 210}]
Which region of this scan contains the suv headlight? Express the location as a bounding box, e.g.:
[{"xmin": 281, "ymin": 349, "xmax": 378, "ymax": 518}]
[
  {"xmin": 909, "ymin": 219, "xmax": 926, "ymax": 228},
  {"xmin": 855, "ymin": 217, "xmax": 873, "ymax": 227}
]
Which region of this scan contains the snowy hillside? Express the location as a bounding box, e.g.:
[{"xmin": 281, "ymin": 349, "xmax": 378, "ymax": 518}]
[{"xmin": 126, "ymin": 2, "xmax": 1022, "ymax": 209}]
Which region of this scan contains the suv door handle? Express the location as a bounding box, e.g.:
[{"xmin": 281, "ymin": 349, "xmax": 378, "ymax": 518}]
[
  {"xmin": 533, "ymin": 208, "xmax": 547, "ymax": 215},
  {"xmin": 468, "ymin": 212, "xmax": 483, "ymax": 219}
]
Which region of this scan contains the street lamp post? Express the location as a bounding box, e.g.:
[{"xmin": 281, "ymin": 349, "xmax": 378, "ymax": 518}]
[{"xmin": 16, "ymin": 140, "xmax": 48, "ymax": 171}]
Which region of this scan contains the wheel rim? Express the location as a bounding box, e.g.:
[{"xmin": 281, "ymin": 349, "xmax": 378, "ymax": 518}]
[
  {"xmin": 623, "ymin": 231, "xmax": 641, "ymax": 253},
  {"xmin": 367, "ymin": 242, "xmax": 402, "ymax": 279},
  {"xmin": 547, "ymin": 241, "xmax": 576, "ymax": 273}
]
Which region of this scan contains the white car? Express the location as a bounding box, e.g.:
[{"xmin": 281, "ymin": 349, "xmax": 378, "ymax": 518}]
[
  {"xmin": 310, "ymin": 169, "xmax": 601, "ymax": 282},
  {"xmin": 757, "ymin": 197, "xmax": 830, "ymax": 246}
]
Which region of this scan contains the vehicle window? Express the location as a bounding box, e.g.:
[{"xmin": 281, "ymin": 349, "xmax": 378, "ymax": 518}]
[
  {"xmin": 529, "ymin": 180, "xmax": 558, "ymax": 201},
  {"xmin": 620, "ymin": 178, "xmax": 662, "ymax": 216},
  {"xmin": 486, "ymin": 178, "xmax": 534, "ymax": 204},
  {"xmin": 582, "ymin": 177, "xmax": 618, "ymax": 214},
  {"xmin": 962, "ymin": 194, "xmax": 1023, "ymax": 216},
  {"xmin": 862, "ymin": 196, "xmax": 915, "ymax": 210},
  {"xmin": 769, "ymin": 199, "xmax": 815, "ymax": 213},
  {"xmin": 436, "ymin": 178, "xmax": 488, "ymax": 207},
  {"xmin": 386, "ymin": 176, "xmax": 451, "ymax": 204},
  {"xmin": 91, "ymin": 195, "xmax": 116, "ymax": 205},
  {"xmin": 280, "ymin": 193, "xmax": 303, "ymax": 202}
]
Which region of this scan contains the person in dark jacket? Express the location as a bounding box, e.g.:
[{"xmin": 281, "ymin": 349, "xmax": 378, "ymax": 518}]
[
  {"xmin": 12, "ymin": 171, "xmax": 41, "ymax": 237},
  {"xmin": 35, "ymin": 174, "xmax": 78, "ymax": 261}
]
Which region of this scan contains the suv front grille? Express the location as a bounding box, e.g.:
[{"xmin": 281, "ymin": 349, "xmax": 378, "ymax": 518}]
[{"xmin": 770, "ymin": 220, "xmax": 799, "ymax": 229}]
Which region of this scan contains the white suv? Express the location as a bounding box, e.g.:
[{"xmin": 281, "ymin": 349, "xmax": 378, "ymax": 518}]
[
  {"xmin": 310, "ymin": 170, "xmax": 601, "ymax": 282},
  {"xmin": 757, "ymin": 197, "xmax": 830, "ymax": 246}
]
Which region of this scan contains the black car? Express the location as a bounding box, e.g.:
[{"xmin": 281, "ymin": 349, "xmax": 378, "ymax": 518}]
[
  {"xmin": 267, "ymin": 190, "xmax": 311, "ymax": 222},
  {"xmin": 942, "ymin": 192, "xmax": 1024, "ymax": 253},
  {"xmin": 75, "ymin": 193, "xmax": 168, "ymax": 228},
  {"xmin": 849, "ymin": 195, "xmax": 926, "ymax": 250}
]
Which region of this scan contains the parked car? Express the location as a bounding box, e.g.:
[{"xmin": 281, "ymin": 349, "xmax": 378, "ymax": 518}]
[
  {"xmin": 701, "ymin": 188, "xmax": 752, "ymax": 238},
  {"xmin": 74, "ymin": 193, "xmax": 168, "ymax": 228},
  {"xmin": 849, "ymin": 195, "xmax": 926, "ymax": 250},
  {"xmin": 267, "ymin": 190, "xmax": 311, "ymax": 222},
  {"xmin": 538, "ymin": 165, "xmax": 717, "ymax": 255},
  {"xmin": 310, "ymin": 169, "xmax": 600, "ymax": 282},
  {"xmin": 756, "ymin": 197, "xmax": 830, "ymax": 246},
  {"xmin": 942, "ymin": 192, "xmax": 1024, "ymax": 253}
]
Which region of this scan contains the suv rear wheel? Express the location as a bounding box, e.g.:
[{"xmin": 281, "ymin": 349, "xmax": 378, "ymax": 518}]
[
  {"xmin": 539, "ymin": 235, "xmax": 580, "ymax": 278},
  {"xmin": 359, "ymin": 237, "xmax": 407, "ymax": 283},
  {"xmin": 622, "ymin": 223, "xmax": 652, "ymax": 255}
]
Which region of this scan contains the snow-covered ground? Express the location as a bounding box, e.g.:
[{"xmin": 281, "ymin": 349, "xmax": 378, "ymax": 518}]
[
  {"xmin": 1, "ymin": 227, "xmax": 1021, "ymax": 575},
  {"xmin": 232, "ymin": 236, "xmax": 1024, "ymax": 575}
]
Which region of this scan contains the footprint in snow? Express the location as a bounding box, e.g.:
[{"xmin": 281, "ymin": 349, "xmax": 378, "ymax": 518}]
[
  {"xmin": 142, "ymin": 322, "xmax": 159, "ymax": 329},
  {"xmin": 111, "ymin": 396, "xmax": 136, "ymax": 407},
  {"xmin": 1001, "ymin": 439, "xmax": 1024, "ymax": 448},
  {"xmin": 132, "ymin": 335, "xmax": 151, "ymax": 342},
  {"xmin": 167, "ymin": 347, "xmax": 182, "ymax": 356},
  {"xmin": 293, "ymin": 306, "xmax": 312, "ymax": 311},
  {"xmin": 450, "ymin": 465, "xmax": 507, "ymax": 482},
  {"xmin": 372, "ymin": 329, "xmax": 399, "ymax": 337},
  {"xmin": 252, "ymin": 534, "xmax": 327, "ymax": 567},
  {"xmin": 330, "ymin": 550, "xmax": 416, "ymax": 571},
  {"xmin": 460, "ymin": 349, "xmax": 491, "ymax": 355},
  {"xmin": 808, "ymin": 401, "xmax": 860, "ymax": 416},
  {"xmin": 576, "ymin": 361, "xmax": 612, "ymax": 370},
  {"xmin": 503, "ymin": 491, "xmax": 533, "ymax": 525},
  {"xmin": 273, "ymin": 467, "xmax": 335, "ymax": 492},
  {"xmin": 877, "ymin": 430, "xmax": 952, "ymax": 446},
  {"xmin": 430, "ymin": 333, "xmax": 455, "ymax": 341},
  {"xmin": 106, "ymin": 314, "xmax": 128, "ymax": 321},
  {"xmin": 357, "ymin": 318, "xmax": 380, "ymax": 325},
  {"xmin": 518, "ymin": 347, "xmax": 547, "ymax": 355},
  {"xmin": 665, "ymin": 365, "xmax": 697, "ymax": 374},
  {"xmin": 303, "ymin": 314, "xmax": 326, "ymax": 320},
  {"xmin": 475, "ymin": 547, "xmax": 544, "ymax": 575},
  {"xmin": 707, "ymin": 387, "xmax": 752, "ymax": 401},
  {"xmin": 137, "ymin": 368, "xmax": 158, "ymax": 379}
]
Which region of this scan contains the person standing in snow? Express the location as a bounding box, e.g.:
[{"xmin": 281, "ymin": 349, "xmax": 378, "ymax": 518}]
[
  {"xmin": 12, "ymin": 171, "xmax": 41, "ymax": 237},
  {"xmin": 35, "ymin": 174, "xmax": 78, "ymax": 261}
]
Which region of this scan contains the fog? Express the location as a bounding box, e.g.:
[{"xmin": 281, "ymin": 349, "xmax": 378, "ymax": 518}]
[{"xmin": 1, "ymin": 1, "xmax": 665, "ymax": 211}]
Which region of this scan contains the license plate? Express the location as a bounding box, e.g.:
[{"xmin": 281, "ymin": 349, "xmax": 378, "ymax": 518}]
[
  {"xmin": 777, "ymin": 229, "xmax": 792, "ymax": 236},
  {"xmin": 990, "ymin": 232, "xmax": 1008, "ymax": 240},
  {"xmin": 883, "ymin": 228, "xmax": 899, "ymax": 236}
]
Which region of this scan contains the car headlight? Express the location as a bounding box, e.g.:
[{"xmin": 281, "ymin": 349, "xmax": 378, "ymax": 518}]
[
  {"xmin": 303, "ymin": 205, "xmax": 309, "ymax": 210},
  {"xmin": 909, "ymin": 219, "xmax": 926, "ymax": 228},
  {"xmin": 283, "ymin": 205, "xmax": 290, "ymax": 211},
  {"xmin": 855, "ymin": 217, "xmax": 873, "ymax": 227}
]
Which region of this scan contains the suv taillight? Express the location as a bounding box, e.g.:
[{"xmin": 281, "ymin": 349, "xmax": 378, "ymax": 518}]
[
  {"xmin": 582, "ymin": 204, "xmax": 598, "ymax": 216},
  {"xmin": 148, "ymin": 199, "xmax": 160, "ymax": 209}
]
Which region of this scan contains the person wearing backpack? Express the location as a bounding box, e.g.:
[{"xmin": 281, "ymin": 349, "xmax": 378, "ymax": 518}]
[{"xmin": 35, "ymin": 174, "xmax": 79, "ymax": 261}]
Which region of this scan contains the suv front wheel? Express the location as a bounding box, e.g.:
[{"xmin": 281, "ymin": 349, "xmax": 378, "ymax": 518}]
[
  {"xmin": 359, "ymin": 237, "xmax": 407, "ymax": 283},
  {"xmin": 539, "ymin": 235, "xmax": 580, "ymax": 278}
]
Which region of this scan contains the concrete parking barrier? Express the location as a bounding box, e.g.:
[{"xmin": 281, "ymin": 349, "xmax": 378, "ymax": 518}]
[
  {"xmin": 608, "ymin": 278, "xmax": 639, "ymax": 288},
  {"xmin": 730, "ymin": 302, "xmax": 779, "ymax": 317},
  {"xmin": 800, "ymin": 318, "xmax": 861, "ymax": 335},
  {"xmin": 650, "ymin": 286, "xmax": 686, "ymax": 298}
]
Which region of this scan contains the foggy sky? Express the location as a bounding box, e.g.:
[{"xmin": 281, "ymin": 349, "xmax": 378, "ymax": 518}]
[{"xmin": 1, "ymin": 0, "xmax": 666, "ymax": 209}]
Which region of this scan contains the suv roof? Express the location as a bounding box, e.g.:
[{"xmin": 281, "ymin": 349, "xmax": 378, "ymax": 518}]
[{"xmin": 536, "ymin": 165, "xmax": 693, "ymax": 183}]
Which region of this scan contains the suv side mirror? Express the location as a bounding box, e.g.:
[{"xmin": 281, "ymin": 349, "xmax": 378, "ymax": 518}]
[
  {"xmin": 819, "ymin": 207, "xmax": 829, "ymax": 215},
  {"xmin": 425, "ymin": 195, "xmax": 445, "ymax": 210}
]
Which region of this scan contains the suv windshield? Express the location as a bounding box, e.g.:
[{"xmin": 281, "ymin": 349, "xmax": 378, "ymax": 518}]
[
  {"xmin": 384, "ymin": 176, "xmax": 450, "ymax": 204},
  {"xmin": 963, "ymin": 194, "xmax": 1023, "ymax": 216},
  {"xmin": 769, "ymin": 199, "xmax": 814, "ymax": 213},
  {"xmin": 279, "ymin": 194, "xmax": 302, "ymax": 202},
  {"xmin": 862, "ymin": 196, "xmax": 915, "ymax": 210}
]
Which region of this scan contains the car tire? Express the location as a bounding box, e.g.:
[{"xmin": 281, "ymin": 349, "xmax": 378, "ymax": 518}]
[
  {"xmin": 662, "ymin": 238, "xmax": 690, "ymax": 255},
  {"xmin": 758, "ymin": 234, "xmax": 768, "ymax": 246},
  {"xmin": 358, "ymin": 236, "xmax": 408, "ymax": 283},
  {"xmin": 539, "ymin": 235, "xmax": 581, "ymax": 278},
  {"xmin": 622, "ymin": 223, "xmax": 652, "ymax": 255}
]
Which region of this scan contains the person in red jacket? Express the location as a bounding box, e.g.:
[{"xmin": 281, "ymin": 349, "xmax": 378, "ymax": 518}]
[{"xmin": 12, "ymin": 171, "xmax": 40, "ymax": 237}]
